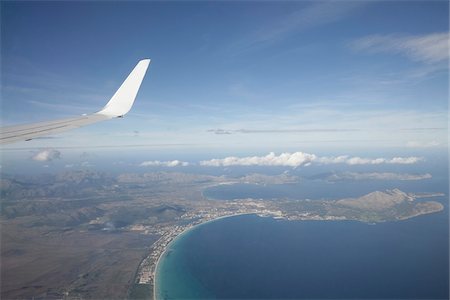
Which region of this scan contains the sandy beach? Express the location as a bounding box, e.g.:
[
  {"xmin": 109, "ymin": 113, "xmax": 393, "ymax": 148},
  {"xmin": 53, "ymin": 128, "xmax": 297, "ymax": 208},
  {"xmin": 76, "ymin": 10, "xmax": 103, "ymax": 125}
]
[{"xmin": 153, "ymin": 213, "xmax": 254, "ymax": 300}]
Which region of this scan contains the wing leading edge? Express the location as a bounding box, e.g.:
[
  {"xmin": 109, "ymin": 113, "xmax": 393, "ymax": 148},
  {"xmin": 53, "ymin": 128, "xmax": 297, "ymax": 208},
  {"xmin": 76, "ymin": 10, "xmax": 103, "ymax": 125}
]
[{"xmin": 0, "ymin": 59, "xmax": 151, "ymax": 145}]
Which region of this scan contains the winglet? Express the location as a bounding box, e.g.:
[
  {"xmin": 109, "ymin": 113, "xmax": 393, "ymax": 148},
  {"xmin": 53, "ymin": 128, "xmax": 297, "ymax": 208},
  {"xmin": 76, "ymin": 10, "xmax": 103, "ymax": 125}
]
[{"xmin": 97, "ymin": 59, "xmax": 151, "ymax": 117}]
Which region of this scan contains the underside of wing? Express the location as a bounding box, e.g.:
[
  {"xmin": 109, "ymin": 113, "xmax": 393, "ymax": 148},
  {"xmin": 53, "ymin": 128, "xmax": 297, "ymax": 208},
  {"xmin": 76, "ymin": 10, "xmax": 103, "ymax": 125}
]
[{"xmin": 0, "ymin": 59, "xmax": 150, "ymax": 145}]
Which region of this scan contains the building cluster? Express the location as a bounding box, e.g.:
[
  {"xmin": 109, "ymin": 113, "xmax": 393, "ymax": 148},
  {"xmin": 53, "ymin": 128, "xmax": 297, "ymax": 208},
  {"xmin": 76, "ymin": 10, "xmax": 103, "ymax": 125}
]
[
  {"xmin": 135, "ymin": 224, "xmax": 191, "ymax": 285},
  {"xmin": 286, "ymin": 213, "xmax": 348, "ymax": 221}
]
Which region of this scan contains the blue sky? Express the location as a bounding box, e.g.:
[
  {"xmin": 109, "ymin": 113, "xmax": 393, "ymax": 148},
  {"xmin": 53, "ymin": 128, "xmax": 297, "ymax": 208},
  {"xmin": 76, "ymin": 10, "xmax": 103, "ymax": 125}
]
[{"xmin": 1, "ymin": 1, "xmax": 448, "ymax": 160}]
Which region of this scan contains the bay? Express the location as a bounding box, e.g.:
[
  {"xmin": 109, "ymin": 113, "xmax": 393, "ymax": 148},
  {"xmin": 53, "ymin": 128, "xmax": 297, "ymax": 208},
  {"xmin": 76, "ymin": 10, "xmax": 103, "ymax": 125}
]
[{"xmin": 156, "ymin": 210, "xmax": 449, "ymax": 299}]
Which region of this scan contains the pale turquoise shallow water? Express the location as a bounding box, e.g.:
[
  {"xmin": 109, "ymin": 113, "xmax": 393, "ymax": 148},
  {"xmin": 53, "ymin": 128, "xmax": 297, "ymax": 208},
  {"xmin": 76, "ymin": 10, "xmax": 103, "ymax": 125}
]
[{"xmin": 155, "ymin": 222, "xmax": 215, "ymax": 300}]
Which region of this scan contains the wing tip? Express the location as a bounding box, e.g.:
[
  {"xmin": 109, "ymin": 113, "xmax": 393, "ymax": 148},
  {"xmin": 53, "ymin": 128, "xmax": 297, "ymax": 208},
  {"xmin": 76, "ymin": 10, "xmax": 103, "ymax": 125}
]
[{"xmin": 96, "ymin": 59, "xmax": 150, "ymax": 118}]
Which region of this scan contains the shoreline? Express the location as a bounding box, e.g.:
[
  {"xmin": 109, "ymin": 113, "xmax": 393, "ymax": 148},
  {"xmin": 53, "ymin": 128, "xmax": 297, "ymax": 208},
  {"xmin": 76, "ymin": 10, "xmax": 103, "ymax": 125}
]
[{"xmin": 153, "ymin": 213, "xmax": 255, "ymax": 300}]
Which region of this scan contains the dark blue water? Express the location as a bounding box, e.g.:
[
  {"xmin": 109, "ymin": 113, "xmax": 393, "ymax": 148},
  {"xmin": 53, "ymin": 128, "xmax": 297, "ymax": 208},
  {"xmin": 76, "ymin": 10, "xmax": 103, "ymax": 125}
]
[
  {"xmin": 159, "ymin": 211, "xmax": 449, "ymax": 299},
  {"xmin": 159, "ymin": 161, "xmax": 449, "ymax": 299}
]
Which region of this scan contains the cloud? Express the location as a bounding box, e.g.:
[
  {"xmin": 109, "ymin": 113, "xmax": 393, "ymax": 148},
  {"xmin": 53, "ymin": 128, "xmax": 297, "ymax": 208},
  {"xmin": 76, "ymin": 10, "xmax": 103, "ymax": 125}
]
[
  {"xmin": 229, "ymin": 1, "xmax": 367, "ymax": 54},
  {"xmin": 208, "ymin": 128, "xmax": 359, "ymax": 135},
  {"xmin": 140, "ymin": 160, "xmax": 189, "ymax": 167},
  {"xmin": 31, "ymin": 149, "xmax": 61, "ymax": 162},
  {"xmin": 388, "ymin": 157, "xmax": 423, "ymax": 164},
  {"xmin": 317, "ymin": 155, "xmax": 423, "ymax": 165},
  {"xmin": 200, "ymin": 152, "xmax": 423, "ymax": 168},
  {"xmin": 200, "ymin": 152, "xmax": 317, "ymax": 167},
  {"xmin": 406, "ymin": 140, "xmax": 441, "ymax": 148},
  {"xmin": 81, "ymin": 161, "xmax": 94, "ymax": 168},
  {"xmin": 207, "ymin": 129, "xmax": 233, "ymax": 135},
  {"xmin": 401, "ymin": 128, "xmax": 446, "ymax": 132},
  {"xmin": 350, "ymin": 32, "xmax": 449, "ymax": 64},
  {"xmin": 326, "ymin": 172, "xmax": 432, "ymax": 181}
]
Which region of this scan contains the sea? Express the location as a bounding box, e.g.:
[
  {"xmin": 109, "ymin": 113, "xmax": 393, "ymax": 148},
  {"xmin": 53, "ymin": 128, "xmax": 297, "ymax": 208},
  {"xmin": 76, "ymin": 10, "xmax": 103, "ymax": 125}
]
[
  {"xmin": 156, "ymin": 213, "xmax": 449, "ymax": 299},
  {"xmin": 155, "ymin": 166, "xmax": 449, "ymax": 299}
]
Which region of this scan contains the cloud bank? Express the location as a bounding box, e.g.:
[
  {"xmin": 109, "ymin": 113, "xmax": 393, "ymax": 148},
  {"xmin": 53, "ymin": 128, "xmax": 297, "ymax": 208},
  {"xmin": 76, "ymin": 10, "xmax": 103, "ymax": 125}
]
[
  {"xmin": 316, "ymin": 155, "xmax": 423, "ymax": 165},
  {"xmin": 31, "ymin": 149, "xmax": 61, "ymax": 162},
  {"xmin": 326, "ymin": 172, "xmax": 432, "ymax": 181},
  {"xmin": 201, "ymin": 152, "xmax": 317, "ymax": 167},
  {"xmin": 200, "ymin": 152, "xmax": 423, "ymax": 168},
  {"xmin": 140, "ymin": 160, "xmax": 189, "ymax": 167}
]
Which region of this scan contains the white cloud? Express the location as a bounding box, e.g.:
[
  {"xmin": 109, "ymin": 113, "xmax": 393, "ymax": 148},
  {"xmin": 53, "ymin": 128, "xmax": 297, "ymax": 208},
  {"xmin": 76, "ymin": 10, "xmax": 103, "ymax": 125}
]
[
  {"xmin": 317, "ymin": 155, "xmax": 423, "ymax": 165},
  {"xmin": 200, "ymin": 152, "xmax": 423, "ymax": 168},
  {"xmin": 200, "ymin": 152, "xmax": 317, "ymax": 167},
  {"xmin": 388, "ymin": 157, "xmax": 423, "ymax": 164},
  {"xmin": 140, "ymin": 160, "xmax": 189, "ymax": 167},
  {"xmin": 350, "ymin": 32, "xmax": 449, "ymax": 63},
  {"xmin": 31, "ymin": 149, "xmax": 61, "ymax": 162},
  {"xmin": 326, "ymin": 172, "xmax": 432, "ymax": 181}
]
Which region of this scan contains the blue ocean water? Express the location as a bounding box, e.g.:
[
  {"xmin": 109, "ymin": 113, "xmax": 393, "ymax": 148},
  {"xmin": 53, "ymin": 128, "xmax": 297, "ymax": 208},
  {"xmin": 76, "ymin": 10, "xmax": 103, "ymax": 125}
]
[
  {"xmin": 157, "ymin": 161, "xmax": 449, "ymax": 299},
  {"xmin": 157, "ymin": 211, "xmax": 449, "ymax": 299}
]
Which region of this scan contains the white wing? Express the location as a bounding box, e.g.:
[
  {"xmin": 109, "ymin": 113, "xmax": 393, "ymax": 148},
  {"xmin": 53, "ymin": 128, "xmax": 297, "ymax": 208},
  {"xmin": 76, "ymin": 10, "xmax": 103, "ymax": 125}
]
[{"xmin": 0, "ymin": 59, "xmax": 151, "ymax": 145}]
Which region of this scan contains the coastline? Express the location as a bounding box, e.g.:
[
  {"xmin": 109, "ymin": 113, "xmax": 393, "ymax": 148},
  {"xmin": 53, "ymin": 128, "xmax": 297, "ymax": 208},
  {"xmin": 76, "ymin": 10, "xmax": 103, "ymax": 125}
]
[{"xmin": 153, "ymin": 213, "xmax": 255, "ymax": 300}]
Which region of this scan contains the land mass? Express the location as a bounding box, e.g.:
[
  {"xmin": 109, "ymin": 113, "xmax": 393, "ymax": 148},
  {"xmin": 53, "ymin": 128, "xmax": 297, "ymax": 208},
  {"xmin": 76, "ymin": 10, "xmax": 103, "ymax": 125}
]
[{"xmin": 0, "ymin": 170, "xmax": 445, "ymax": 299}]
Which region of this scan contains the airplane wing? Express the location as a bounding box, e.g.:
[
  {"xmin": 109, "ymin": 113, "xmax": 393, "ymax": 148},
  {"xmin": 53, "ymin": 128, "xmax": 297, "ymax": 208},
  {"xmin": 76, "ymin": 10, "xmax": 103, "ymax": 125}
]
[{"xmin": 0, "ymin": 59, "xmax": 151, "ymax": 145}]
